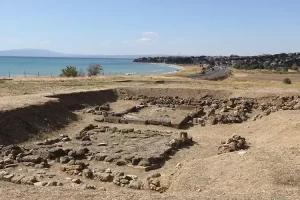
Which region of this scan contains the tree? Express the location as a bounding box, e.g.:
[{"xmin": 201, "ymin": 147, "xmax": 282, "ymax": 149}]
[
  {"xmin": 60, "ymin": 66, "xmax": 78, "ymax": 77},
  {"xmin": 291, "ymin": 63, "xmax": 298, "ymax": 70},
  {"xmin": 87, "ymin": 63, "xmax": 104, "ymax": 76}
]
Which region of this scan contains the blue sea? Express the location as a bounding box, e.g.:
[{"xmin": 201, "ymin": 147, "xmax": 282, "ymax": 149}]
[{"xmin": 0, "ymin": 57, "xmax": 180, "ymax": 78}]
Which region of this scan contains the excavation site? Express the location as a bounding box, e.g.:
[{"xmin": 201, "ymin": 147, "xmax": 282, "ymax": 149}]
[{"xmin": 1, "ymin": 87, "xmax": 300, "ymax": 199}]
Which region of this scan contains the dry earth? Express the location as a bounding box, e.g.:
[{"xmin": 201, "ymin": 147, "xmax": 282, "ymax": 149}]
[{"xmin": 1, "ymin": 69, "xmax": 300, "ymax": 199}]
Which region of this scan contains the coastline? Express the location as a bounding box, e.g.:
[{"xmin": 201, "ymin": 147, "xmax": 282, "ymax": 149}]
[
  {"xmin": 148, "ymin": 62, "xmax": 185, "ymax": 74},
  {"xmin": 0, "ymin": 58, "xmax": 182, "ymax": 78}
]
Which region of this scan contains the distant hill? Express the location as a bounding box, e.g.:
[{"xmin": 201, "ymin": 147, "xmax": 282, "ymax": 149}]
[
  {"xmin": 0, "ymin": 49, "xmax": 169, "ymax": 58},
  {"xmin": 0, "ymin": 49, "xmax": 67, "ymax": 57}
]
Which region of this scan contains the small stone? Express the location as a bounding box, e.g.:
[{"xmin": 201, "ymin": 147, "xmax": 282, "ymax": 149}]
[
  {"xmin": 238, "ymin": 151, "xmax": 247, "ymax": 155},
  {"xmin": 87, "ymin": 156, "xmax": 94, "ymax": 161},
  {"xmin": 82, "ymin": 169, "xmax": 93, "ymax": 179},
  {"xmin": 60, "ymin": 156, "xmax": 70, "ymax": 164},
  {"xmin": 138, "ymin": 159, "xmax": 150, "ymax": 167},
  {"xmin": 85, "ymin": 109, "xmax": 95, "ymax": 113},
  {"xmin": 11, "ymin": 175, "xmax": 25, "ymax": 184},
  {"xmin": 129, "ymin": 180, "xmax": 143, "ymax": 190},
  {"xmin": 0, "ymin": 171, "xmax": 9, "ymax": 178},
  {"xmin": 34, "ymin": 181, "xmax": 48, "ymax": 186},
  {"xmin": 120, "ymin": 178, "xmax": 129, "ymax": 184},
  {"xmin": 114, "ymin": 172, "xmax": 124, "ymax": 177},
  {"xmin": 21, "ymin": 155, "xmax": 43, "ymax": 164},
  {"xmin": 97, "ymin": 143, "xmax": 108, "ymax": 146},
  {"xmin": 125, "ymin": 175, "xmax": 138, "ymax": 181},
  {"xmin": 146, "ymin": 172, "xmax": 161, "ymax": 180},
  {"xmin": 4, "ymin": 164, "xmax": 18, "ymax": 168},
  {"xmin": 20, "ymin": 176, "xmax": 37, "ymax": 185},
  {"xmin": 94, "ymin": 116, "xmax": 104, "ymax": 122},
  {"xmin": 116, "ymin": 160, "xmax": 126, "ymax": 166},
  {"xmin": 94, "ymin": 153, "xmax": 108, "ymax": 161},
  {"xmin": 57, "ymin": 182, "xmax": 63, "ymax": 186},
  {"xmin": 71, "ymin": 178, "xmax": 81, "ymax": 184},
  {"xmin": 46, "ymin": 181, "xmax": 58, "ymax": 186},
  {"xmin": 150, "ymin": 179, "xmax": 160, "ymax": 187},
  {"xmin": 81, "ymin": 184, "xmax": 96, "ymax": 190},
  {"xmin": 2, "ymin": 174, "xmax": 14, "ymax": 182},
  {"xmin": 94, "ymin": 172, "xmax": 113, "ymax": 182}
]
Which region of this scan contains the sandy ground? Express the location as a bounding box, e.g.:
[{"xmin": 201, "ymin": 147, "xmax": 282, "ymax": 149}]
[{"xmin": 1, "ymin": 68, "xmax": 300, "ymax": 199}]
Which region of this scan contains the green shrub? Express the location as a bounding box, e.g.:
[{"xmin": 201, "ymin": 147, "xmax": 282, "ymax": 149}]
[
  {"xmin": 283, "ymin": 78, "xmax": 292, "ymax": 84},
  {"xmin": 87, "ymin": 63, "xmax": 104, "ymax": 76},
  {"xmin": 60, "ymin": 66, "xmax": 78, "ymax": 77}
]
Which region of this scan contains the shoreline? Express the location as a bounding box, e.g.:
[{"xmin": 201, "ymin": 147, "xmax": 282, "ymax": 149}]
[{"xmin": 148, "ymin": 62, "xmax": 185, "ymax": 74}]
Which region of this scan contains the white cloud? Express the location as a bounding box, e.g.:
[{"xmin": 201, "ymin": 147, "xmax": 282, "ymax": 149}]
[
  {"xmin": 121, "ymin": 41, "xmax": 129, "ymax": 44},
  {"xmin": 142, "ymin": 32, "xmax": 159, "ymax": 37}
]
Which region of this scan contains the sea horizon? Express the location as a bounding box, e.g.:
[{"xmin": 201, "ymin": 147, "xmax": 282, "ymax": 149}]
[{"xmin": 0, "ymin": 56, "xmax": 182, "ymax": 78}]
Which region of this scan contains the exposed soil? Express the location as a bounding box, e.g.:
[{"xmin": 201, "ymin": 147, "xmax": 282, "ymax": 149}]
[{"xmin": 1, "ymin": 84, "xmax": 300, "ymax": 199}]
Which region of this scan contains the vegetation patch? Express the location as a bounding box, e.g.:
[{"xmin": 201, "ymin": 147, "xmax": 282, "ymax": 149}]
[{"xmin": 283, "ymin": 78, "xmax": 292, "ymax": 84}]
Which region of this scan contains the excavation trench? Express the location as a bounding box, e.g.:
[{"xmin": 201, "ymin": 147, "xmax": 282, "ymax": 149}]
[
  {"xmin": 0, "ymin": 87, "xmax": 231, "ymax": 145},
  {"xmin": 1, "ymin": 87, "xmax": 299, "ymax": 192}
]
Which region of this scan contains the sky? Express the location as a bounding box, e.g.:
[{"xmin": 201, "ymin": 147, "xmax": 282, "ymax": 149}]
[{"xmin": 0, "ymin": 0, "xmax": 299, "ymax": 56}]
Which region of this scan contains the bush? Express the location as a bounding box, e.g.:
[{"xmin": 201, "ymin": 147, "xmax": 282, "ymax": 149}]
[
  {"xmin": 87, "ymin": 63, "xmax": 104, "ymax": 76},
  {"xmin": 60, "ymin": 66, "xmax": 78, "ymax": 77},
  {"xmin": 283, "ymin": 78, "xmax": 292, "ymax": 84}
]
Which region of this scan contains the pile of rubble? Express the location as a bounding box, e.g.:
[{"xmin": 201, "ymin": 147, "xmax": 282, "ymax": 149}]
[
  {"xmin": 218, "ymin": 135, "xmax": 249, "ymax": 154},
  {"xmin": 0, "ymin": 145, "xmax": 49, "ymax": 169},
  {"xmin": 120, "ymin": 95, "xmax": 300, "ymax": 127},
  {"xmin": 60, "ymin": 165, "xmax": 164, "ymax": 191}
]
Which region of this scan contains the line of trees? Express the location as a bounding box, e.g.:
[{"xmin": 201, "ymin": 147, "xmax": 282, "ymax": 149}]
[{"xmin": 60, "ymin": 63, "xmax": 104, "ymax": 77}]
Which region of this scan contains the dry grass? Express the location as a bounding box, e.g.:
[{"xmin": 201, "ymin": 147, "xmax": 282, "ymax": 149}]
[{"xmin": 2, "ymin": 73, "xmax": 300, "ymax": 99}]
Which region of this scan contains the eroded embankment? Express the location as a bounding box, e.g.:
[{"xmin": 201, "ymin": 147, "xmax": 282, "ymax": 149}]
[{"xmin": 0, "ymin": 89, "xmax": 118, "ymax": 145}]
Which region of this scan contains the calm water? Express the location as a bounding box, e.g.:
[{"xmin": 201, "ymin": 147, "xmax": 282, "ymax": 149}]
[{"xmin": 0, "ymin": 57, "xmax": 180, "ymax": 77}]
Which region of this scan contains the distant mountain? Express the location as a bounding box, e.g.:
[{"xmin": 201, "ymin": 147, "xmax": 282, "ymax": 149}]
[
  {"xmin": 0, "ymin": 49, "xmax": 169, "ymax": 58},
  {"xmin": 0, "ymin": 49, "xmax": 67, "ymax": 57}
]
